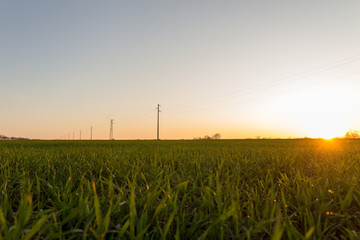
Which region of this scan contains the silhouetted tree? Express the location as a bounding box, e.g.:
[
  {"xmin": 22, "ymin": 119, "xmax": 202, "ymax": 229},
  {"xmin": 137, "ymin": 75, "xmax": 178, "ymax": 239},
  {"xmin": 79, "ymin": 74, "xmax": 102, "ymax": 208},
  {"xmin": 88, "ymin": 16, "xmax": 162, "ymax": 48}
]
[
  {"xmin": 344, "ymin": 129, "xmax": 360, "ymax": 138},
  {"xmin": 212, "ymin": 133, "xmax": 221, "ymax": 140}
]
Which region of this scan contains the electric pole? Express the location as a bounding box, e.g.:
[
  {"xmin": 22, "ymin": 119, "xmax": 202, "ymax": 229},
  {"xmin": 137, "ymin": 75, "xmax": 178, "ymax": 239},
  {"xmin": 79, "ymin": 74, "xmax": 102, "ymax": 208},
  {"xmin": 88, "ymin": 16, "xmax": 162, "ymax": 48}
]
[
  {"xmin": 109, "ymin": 119, "xmax": 114, "ymax": 140},
  {"xmin": 80, "ymin": 130, "xmax": 81, "ymax": 140},
  {"xmin": 157, "ymin": 104, "xmax": 161, "ymax": 140},
  {"xmin": 90, "ymin": 126, "xmax": 93, "ymax": 140}
]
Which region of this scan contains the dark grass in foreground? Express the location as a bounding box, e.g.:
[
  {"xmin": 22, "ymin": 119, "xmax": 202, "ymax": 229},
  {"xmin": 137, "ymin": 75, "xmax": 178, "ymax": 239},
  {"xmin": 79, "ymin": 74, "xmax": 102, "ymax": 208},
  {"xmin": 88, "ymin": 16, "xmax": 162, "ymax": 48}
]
[{"xmin": 0, "ymin": 139, "xmax": 360, "ymax": 239}]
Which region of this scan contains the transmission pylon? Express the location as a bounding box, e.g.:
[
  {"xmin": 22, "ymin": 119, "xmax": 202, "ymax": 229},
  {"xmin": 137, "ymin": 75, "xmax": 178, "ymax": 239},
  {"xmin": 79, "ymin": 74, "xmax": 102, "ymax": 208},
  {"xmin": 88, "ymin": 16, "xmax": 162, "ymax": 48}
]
[
  {"xmin": 157, "ymin": 104, "xmax": 161, "ymax": 140},
  {"xmin": 109, "ymin": 119, "xmax": 114, "ymax": 140}
]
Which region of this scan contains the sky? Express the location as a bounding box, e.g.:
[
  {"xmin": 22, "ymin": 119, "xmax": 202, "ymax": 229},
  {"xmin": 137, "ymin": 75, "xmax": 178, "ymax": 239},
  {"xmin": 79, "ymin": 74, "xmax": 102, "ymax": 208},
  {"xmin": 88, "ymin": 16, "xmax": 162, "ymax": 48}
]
[{"xmin": 1, "ymin": 1, "xmax": 360, "ymax": 140}]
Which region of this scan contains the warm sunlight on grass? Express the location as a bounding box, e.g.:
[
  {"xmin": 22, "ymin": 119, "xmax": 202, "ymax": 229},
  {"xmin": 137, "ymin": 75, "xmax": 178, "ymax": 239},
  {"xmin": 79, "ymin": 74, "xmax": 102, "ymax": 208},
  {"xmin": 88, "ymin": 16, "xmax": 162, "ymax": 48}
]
[
  {"xmin": 322, "ymin": 137, "xmax": 333, "ymax": 141},
  {"xmin": 317, "ymin": 137, "xmax": 342, "ymax": 151}
]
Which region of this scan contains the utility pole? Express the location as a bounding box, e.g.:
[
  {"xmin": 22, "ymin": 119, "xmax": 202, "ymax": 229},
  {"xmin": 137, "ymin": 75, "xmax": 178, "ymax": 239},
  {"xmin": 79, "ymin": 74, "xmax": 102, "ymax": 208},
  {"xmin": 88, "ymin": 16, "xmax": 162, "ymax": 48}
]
[
  {"xmin": 109, "ymin": 119, "xmax": 114, "ymax": 140},
  {"xmin": 73, "ymin": 132, "xmax": 74, "ymax": 140},
  {"xmin": 80, "ymin": 130, "xmax": 81, "ymax": 140},
  {"xmin": 90, "ymin": 126, "xmax": 93, "ymax": 140},
  {"xmin": 157, "ymin": 104, "xmax": 161, "ymax": 140}
]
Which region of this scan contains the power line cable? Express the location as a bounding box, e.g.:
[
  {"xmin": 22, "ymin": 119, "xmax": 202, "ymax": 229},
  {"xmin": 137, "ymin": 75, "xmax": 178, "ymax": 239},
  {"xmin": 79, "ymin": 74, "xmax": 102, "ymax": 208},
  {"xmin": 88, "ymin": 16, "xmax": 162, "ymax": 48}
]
[
  {"xmin": 121, "ymin": 109, "xmax": 156, "ymax": 125},
  {"xmin": 166, "ymin": 53, "xmax": 360, "ymax": 111},
  {"xmin": 171, "ymin": 70, "xmax": 360, "ymax": 113}
]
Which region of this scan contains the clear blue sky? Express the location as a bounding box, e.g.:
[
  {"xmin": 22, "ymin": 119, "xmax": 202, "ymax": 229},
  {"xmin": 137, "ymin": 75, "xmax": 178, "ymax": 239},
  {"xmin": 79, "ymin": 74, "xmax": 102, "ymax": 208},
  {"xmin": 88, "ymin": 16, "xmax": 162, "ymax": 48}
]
[{"xmin": 1, "ymin": 1, "xmax": 360, "ymax": 139}]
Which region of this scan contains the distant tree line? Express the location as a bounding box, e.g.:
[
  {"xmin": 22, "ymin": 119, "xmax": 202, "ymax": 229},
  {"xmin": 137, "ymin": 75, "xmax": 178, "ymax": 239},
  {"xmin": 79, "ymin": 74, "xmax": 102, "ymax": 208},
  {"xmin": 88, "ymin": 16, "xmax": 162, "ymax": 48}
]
[
  {"xmin": 0, "ymin": 135, "xmax": 29, "ymax": 140},
  {"xmin": 193, "ymin": 133, "xmax": 221, "ymax": 140}
]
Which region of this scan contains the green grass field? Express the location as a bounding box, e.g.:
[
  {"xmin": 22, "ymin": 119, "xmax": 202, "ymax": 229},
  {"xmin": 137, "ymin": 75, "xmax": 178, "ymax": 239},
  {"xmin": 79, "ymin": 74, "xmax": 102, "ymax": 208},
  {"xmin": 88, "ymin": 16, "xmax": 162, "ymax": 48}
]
[{"xmin": 0, "ymin": 139, "xmax": 360, "ymax": 239}]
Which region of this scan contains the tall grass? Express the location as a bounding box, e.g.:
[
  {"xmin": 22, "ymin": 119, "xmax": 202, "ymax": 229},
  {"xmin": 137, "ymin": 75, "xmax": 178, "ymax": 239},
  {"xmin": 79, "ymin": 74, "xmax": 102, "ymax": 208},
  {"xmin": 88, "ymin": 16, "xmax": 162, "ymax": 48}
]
[{"xmin": 0, "ymin": 139, "xmax": 360, "ymax": 239}]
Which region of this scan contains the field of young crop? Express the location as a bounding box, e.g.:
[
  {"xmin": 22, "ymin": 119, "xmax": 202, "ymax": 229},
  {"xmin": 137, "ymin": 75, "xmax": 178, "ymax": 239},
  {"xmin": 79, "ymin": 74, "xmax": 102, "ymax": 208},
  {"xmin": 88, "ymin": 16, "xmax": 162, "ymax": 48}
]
[{"xmin": 0, "ymin": 139, "xmax": 360, "ymax": 239}]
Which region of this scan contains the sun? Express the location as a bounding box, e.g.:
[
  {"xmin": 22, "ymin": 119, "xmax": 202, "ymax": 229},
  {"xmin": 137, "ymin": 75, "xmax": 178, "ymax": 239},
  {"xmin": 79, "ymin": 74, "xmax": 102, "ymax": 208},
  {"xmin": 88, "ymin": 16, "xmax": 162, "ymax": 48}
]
[
  {"xmin": 307, "ymin": 120, "xmax": 345, "ymax": 139},
  {"xmin": 303, "ymin": 110, "xmax": 349, "ymax": 139},
  {"xmin": 278, "ymin": 84, "xmax": 353, "ymax": 139}
]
